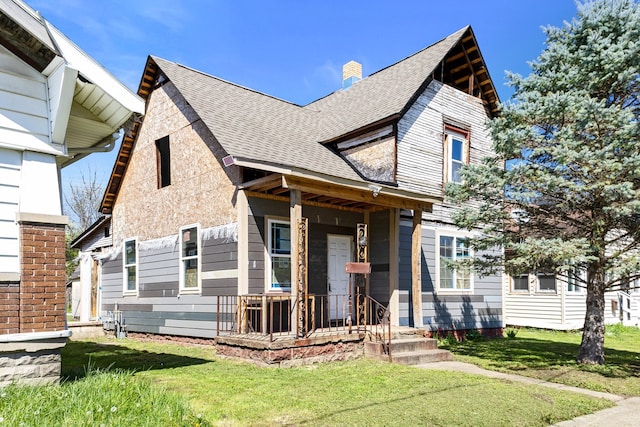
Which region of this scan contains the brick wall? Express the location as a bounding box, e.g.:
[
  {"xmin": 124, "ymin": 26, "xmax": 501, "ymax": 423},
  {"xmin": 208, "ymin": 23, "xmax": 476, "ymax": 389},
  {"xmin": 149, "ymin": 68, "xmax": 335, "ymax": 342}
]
[
  {"xmin": 0, "ymin": 283, "xmax": 19, "ymax": 334},
  {"xmin": 18, "ymin": 221, "xmax": 66, "ymax": 333}
]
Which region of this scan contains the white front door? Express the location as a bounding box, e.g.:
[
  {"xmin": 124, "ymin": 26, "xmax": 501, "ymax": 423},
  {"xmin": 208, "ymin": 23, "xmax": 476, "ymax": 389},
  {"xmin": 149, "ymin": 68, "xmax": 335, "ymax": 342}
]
[{"xmin": 327, "ymin": 235, "xmax": 352, "ymax": 321}]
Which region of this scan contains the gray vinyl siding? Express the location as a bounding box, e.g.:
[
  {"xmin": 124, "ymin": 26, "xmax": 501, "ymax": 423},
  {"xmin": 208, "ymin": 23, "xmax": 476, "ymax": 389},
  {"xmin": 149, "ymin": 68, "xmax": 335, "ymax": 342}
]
[
  {"xmin": 251, "ymin": 214, "xmax": 355, "ymax": 296},
  {"xmin": 307, "ymin": 223, "xmax": 354, "ymax": 295},
  {"xmin": 398, "ymin": 222, "xmax": 503, "ymax": 330},
  {"xmin": 247, "ymin": 213, "xmax": 265, "ymax": 293},
  {"xmin": 202, "ymin": 235, "xmax": 239, "ymax": 296},
  {"xmin": 137, "ymin": 245, "xmax": 179, "ymax": 298},
  {"xmin": 101, "ymin": 252, "xmax": 123, "ymax": 302},
  {"xmin": 393, "ymin": 81, "xmax": 501, "ymax": 330},
  {"xmin": 247, "ymin": 197, "xmax": 364, "ymax": 295},
  {"xmin": 369, "ymin": 210, "xmax": 390, "ymax": 305},
  {"xmin": 100, "ymin": 229, "xmax": 238, "ymax": 338}
]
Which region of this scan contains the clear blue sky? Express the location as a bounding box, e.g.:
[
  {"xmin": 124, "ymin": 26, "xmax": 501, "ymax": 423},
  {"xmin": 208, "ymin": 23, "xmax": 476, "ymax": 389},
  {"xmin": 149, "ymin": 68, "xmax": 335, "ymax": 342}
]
[{"xmin": 30, "ymin": 0, "xmax": 578, "ymax": 201}]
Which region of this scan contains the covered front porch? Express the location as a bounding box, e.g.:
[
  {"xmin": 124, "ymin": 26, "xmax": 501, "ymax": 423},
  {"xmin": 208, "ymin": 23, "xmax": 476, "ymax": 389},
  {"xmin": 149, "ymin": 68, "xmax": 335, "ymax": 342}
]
[
  {"xmin": 215, "ymin": 171, "xmax": 440, "ymax": 362},
  {"xmin": 214, "ymin": 290, "xmax": 389, "ymax": 366}
]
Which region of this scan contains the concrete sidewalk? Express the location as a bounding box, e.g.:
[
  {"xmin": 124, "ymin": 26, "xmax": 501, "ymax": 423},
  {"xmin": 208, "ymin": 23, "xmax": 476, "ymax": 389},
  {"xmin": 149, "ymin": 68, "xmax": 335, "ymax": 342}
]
[{"xmin": 416, "ymin": 361, "xmax": 640, "ymax": 427}]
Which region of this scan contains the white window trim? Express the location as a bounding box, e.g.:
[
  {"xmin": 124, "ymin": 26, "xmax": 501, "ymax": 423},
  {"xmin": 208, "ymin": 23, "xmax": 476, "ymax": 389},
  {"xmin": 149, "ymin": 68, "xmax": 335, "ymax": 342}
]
[
  {"xmin": 123, "ymin": 237, "xmax": 138, "ymax": 296},
  {"xmin": 445, "ymin": 127, "xmax": 469, "ymax": 184},
  {"xmin": 536, "ymin": 271, "xmax": 557, "ymax": 293},
  {"xmin": 179, "ymin": 224, "xmax": 201, "ymax": 294},
  {"xmin": 566, "ymin": 269, "xmax": 584, "ymax": 293},
  {"xmin": 510, "ymin": 274, "xmax": 530, "ymax": 293},
  {"xmin": 435, "ymin": 230, "xmax": 474, "ymax": 294},
  {"xmin": 265, "ymin": 217, "xmax": 291, "ymax": 292}
]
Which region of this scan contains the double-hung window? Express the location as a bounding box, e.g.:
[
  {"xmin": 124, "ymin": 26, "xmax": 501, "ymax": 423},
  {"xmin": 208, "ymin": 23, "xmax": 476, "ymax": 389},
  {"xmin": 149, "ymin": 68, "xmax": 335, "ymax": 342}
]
[
  {"xmin": 267, "ymin": 219, "xmax": 291, "ymax": 291},
  {"xmin": 537, "ymin": 271, "xmax": 556, "ymax": 292},
  {"xmin": 567, "ymin": 268, "xmax": 582, "ymax": 293},
  {"xmin": 512, "ymin": 274, "xmax": 529, "ymax": 292},
  {"xmin": 445, "ymin": 127, "xmax": 469, "ymax": 184},
  {"xmin": 123, "ymin": 238, "xmax": 137, "ymax": 294},
  {"xmin": 438, "ymin": 234, "xmax": 472, "ymax": 291},
  {"xmin": 180, "ymin": 225, "xmax": 200, "ymax": 292}
]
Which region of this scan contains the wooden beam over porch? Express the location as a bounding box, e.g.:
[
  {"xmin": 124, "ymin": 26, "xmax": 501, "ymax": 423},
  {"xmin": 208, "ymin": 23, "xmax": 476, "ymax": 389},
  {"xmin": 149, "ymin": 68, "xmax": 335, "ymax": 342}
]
[{"xmin": 282, "ymin": 175, "xmax": 435, "ymax": 212}]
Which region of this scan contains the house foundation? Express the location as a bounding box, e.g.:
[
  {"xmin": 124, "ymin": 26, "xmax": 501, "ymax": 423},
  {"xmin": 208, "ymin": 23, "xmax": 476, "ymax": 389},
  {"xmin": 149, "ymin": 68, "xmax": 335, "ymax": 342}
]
[
  {"xmin": 0, "ymin": 330, "xmax": 70, "ymax": 386},
  {"xmin": 215, "ymin": 334, "xmax": 364, "ymax": 367}
]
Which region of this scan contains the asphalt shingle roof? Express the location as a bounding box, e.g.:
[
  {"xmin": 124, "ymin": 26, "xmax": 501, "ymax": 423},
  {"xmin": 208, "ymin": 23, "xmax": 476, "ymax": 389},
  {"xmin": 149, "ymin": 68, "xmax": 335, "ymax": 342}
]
[
  {"xmin": 153, "ymin": 57, "xmax": 362, "ymax": 181},
  {"xmin": 307, "ymin": 27, "xmax": 468, "ymax": 142},
  {"xmin": 150, "ymin": 27, "xmax": 470, "ymax": 182}
]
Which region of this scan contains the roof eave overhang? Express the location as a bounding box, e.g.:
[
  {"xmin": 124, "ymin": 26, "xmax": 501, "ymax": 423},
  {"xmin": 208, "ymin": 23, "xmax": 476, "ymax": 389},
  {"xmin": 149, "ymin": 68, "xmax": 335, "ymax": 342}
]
[
  {"xmin": 399, "ymin": 26, "xmax": 500, "ymax": 119},
  {"xmin": 319, "ymin": 114, "xmax": 400, "ymax": 146},
  {"xmin": 235, "ymin": 158, "xmax": 440, "ymax": 212},
  {"xmin": 69, "ymin": 215, "xmax": 110, "ymax": 248}
]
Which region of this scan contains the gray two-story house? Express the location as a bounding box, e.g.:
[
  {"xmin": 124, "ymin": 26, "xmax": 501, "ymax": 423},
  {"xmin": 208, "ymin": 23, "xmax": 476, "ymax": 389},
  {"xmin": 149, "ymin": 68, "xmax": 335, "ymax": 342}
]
[{"xmin": 97, "ymin": 26, "xmax": 502, "ymax": 360}]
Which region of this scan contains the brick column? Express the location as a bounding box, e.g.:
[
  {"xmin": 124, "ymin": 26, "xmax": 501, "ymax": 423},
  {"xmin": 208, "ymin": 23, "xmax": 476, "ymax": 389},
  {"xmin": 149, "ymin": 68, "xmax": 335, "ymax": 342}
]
[
  {"xmin": 0, "ymin": 282, "xmax": 20, "ymax": 334},
  {"xmin": 16, "ymin": 213, "xmax": 68, "ymax": 333}
]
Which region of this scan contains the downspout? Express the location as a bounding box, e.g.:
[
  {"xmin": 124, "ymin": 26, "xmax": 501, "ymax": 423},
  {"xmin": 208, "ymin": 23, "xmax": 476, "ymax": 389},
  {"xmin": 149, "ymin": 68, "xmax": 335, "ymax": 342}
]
[
  {"xmin": 69, "ymin": 112, "xmax": 142, "ymax": 155},
  {"xmin": 68, "ymin": 130, "xmax": 121, "ymax": 155}
]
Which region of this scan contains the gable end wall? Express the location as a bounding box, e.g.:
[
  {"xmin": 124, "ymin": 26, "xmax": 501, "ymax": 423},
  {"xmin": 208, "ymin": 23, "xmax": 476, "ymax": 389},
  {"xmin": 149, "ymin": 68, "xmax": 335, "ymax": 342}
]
[
  {"xmin": 397, "ymin": 80, "xmax": 493, "ymax": 225},
  {"xmin": 111, "ymin": 81, "xmax": 239, "ymax": 243}
]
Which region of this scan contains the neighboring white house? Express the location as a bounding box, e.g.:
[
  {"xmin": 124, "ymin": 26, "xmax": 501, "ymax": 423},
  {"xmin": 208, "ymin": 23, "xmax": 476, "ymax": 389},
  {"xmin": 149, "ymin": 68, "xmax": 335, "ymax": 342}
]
[
  {"xmin": 0, "ymin": 0, "xmax": 143, "ymax": 386},
  {"xmin": 504, "ymin": 273, "xmax": 640, "ymax": 330},
  {"xmin": 69, "ymin": 216, "xmax": 112, "ymax": 322}
]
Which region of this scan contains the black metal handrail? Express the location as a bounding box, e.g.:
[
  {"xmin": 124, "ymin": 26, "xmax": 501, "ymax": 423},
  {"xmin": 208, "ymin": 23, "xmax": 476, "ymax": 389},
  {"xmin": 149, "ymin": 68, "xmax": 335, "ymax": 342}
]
[{"xmin": 356, "ymin": 289, "xmax": 391, "ymax": 360}]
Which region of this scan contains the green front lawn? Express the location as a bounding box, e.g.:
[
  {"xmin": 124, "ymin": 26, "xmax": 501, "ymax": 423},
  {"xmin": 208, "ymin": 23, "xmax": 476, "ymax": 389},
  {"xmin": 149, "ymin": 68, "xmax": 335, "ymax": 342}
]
[
  {"xmin": 55, "ymin": 338, "xmax": 612, "ymax": 426},
  {"xmin": 443, "ymin": 324, "xmax": 640, "ymax": 396},
  {"xmin": 6, "ymin": 327, "xmax": 635, "ymax": 426}
]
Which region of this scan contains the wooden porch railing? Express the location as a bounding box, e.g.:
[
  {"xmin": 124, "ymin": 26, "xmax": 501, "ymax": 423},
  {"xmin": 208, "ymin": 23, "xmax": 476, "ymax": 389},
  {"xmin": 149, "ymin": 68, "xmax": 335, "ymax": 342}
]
[{"xmin": 215, "ymin": 292, "xmax": 391, "ymax": 349}]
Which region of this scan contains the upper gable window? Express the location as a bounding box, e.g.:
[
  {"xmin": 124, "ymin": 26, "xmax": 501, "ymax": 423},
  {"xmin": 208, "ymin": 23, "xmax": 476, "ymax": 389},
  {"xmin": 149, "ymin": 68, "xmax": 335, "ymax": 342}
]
[
  {"xmin": 444, "ymin": 126, "xmax": 470, "ymax": 184},
  {"xmin": 156, "ymin": 136, "xmax": 171, "ymax": 188}
]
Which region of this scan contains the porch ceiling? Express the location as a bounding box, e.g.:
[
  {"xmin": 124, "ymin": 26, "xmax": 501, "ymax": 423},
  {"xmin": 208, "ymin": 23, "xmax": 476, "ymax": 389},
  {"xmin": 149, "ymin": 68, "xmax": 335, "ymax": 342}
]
[{"xmin": 240, "ymin": 173, "xmax": 437, "ymax": 213}]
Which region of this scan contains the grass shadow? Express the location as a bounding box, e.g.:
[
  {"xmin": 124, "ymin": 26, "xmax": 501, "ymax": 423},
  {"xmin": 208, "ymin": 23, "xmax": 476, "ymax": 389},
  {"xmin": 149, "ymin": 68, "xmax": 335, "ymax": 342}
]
[
  {"xmin": 61, "ymin": 340, "xmax": 214, "ymax": 381},
  {"xmin": 445, "ymin": 336, "xmax": 640, "ymax": 379}
]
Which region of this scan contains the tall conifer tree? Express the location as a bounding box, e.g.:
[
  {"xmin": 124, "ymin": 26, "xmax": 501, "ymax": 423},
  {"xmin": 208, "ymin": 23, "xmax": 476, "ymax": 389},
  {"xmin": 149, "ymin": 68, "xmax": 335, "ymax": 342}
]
[{"xmin": 447, "ymin": 0, "xmax": 640, "ymax": 364}]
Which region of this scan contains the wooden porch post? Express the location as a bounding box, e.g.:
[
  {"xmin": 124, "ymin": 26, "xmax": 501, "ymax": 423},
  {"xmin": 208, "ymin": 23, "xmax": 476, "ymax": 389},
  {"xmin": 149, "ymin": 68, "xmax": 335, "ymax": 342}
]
[
  {"xmin": 237, "ymin": 190, "xmax": 249, "ymax": 295},
  {"xmin": 290, "ymin": 189, "xmax": 302, "ymax": 336},
  {"xmin": 389, "ymin": 208, "xmax": 400, "ymax": 327},
  {"xmin": 363, "ymin": 211, "xmax": 370, "ymax": 297},
  {"xmin": 412, "ymin": 209, "xmax": 423, "ymax": 328},
  {"xmin": 237, "ymin": 190, "xmax": 249, "ymax": 333}
]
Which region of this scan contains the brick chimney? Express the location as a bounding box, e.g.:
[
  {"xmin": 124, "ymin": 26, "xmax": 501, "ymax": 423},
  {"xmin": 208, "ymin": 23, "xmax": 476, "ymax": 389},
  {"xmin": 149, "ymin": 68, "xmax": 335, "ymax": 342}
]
[{"xmin": 342, "ymin": 60, "xmax": 362, "ymax": 89}]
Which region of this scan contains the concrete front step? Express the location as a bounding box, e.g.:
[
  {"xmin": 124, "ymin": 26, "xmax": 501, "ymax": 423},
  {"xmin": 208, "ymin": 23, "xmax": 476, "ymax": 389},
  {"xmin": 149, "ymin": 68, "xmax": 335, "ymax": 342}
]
[
  {"xmin": 391, "ymin": 337, "xmax": 438, "ymax": 352},
  {"xmin": 392, "ymin": 349, "xmax": 453, "ymax": 365},
  {"xmin": 364, "ymin": 335, "xmax": 453, "ymax": 365}
]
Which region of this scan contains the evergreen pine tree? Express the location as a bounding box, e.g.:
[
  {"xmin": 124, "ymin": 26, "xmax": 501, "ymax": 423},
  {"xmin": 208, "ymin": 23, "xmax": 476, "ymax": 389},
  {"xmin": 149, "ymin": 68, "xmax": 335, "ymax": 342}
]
[{"xmin": 447, "ymin": 0, "xmax": 640, "ymax": 364}]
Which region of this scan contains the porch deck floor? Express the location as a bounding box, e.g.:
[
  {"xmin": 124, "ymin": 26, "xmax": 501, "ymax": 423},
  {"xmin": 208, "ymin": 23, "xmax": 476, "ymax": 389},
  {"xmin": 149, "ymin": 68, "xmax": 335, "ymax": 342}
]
[{"xmin": 215, "ymin": 325, "xmax": 416, "ymax": 350}]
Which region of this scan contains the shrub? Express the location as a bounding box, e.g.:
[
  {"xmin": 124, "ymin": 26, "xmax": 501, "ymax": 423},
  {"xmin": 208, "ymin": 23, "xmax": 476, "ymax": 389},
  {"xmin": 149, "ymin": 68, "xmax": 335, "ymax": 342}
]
[{"xmin": 505, "ymin": 327, "xmax": 519, "ymax": 339}]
